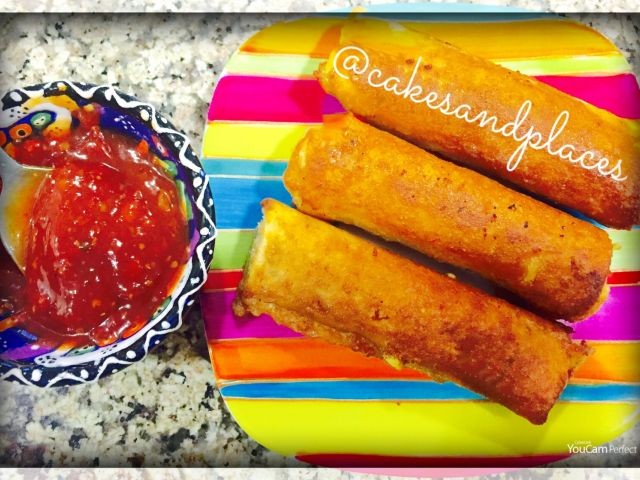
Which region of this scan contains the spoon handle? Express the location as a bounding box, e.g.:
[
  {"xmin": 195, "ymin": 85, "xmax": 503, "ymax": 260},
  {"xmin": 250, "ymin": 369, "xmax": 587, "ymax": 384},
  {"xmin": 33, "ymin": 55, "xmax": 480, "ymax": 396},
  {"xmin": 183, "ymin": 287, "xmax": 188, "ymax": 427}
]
[{"xmin": 0, "ymin": 147, "xmax": 20, "ymax": 180}]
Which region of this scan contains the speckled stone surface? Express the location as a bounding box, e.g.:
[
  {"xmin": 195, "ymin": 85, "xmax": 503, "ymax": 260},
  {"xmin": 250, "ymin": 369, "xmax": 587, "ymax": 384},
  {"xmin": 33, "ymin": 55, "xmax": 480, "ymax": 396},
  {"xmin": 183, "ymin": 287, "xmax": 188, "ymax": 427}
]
[
  {"xmin": 1, "ymin": 0, "xmax": 640, "ymax": 13},
  {"xmin": 0, "ymin": 11, "xmax": 638, "ymax": 470},
  {"xmin": 0, "ymin": 468, "xmax": 634, "ymax": 479}
]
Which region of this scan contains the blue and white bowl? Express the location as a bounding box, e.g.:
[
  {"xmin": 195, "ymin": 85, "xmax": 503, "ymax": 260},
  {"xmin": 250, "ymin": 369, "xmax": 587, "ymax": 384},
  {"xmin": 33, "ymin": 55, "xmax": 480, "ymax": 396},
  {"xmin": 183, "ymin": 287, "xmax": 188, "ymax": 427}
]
[{"xmin": 0, "ymin": 80, "xmax": 216, "ymax": 387}]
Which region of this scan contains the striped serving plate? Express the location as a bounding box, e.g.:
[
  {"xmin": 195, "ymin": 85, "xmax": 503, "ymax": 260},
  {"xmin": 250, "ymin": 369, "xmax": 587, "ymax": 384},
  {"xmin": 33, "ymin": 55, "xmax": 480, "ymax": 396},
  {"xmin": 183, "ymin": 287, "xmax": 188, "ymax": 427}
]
[{"xmin": 201, "ymin": 13, "xmax": 640, "ymax": 468}]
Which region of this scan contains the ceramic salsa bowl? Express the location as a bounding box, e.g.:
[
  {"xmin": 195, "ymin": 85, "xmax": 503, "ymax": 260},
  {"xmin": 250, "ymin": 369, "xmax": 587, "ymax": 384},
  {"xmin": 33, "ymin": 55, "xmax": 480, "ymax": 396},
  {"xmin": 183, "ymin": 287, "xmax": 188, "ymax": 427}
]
[{"xmin": 0, "ymin": 81, "xmax": 216, "ymax": 387}]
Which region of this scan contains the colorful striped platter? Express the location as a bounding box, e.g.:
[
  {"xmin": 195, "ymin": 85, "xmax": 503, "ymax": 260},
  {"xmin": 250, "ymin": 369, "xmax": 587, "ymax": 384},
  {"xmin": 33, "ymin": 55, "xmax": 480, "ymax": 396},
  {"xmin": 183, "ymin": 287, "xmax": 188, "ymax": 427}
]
[{"xmin": 201, "ymin": 13, "xmax": 640, "ymax": 468}]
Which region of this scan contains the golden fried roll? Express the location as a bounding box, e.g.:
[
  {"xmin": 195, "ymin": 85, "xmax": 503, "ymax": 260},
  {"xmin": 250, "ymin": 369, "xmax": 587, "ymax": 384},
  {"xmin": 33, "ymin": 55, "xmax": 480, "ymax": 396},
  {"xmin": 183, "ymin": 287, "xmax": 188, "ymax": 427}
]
[
  {"xmin": 233, "ymin": 200, "xmax": 590, "ymax": 425},
  {"xmin": 285, "ymin": 114, "xmax": 613, "ymax": 320},
  {"xmin": 317, "ymin": 19, "xmax": 640, "ymax": 229}
]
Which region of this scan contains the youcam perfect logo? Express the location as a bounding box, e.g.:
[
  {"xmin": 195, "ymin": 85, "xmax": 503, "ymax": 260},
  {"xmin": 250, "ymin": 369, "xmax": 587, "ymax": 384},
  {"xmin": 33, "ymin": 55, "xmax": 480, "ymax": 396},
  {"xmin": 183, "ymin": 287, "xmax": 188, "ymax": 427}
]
[{"xmin": 568, "ymin": 441, "xmax": 638, "ymax": 455}]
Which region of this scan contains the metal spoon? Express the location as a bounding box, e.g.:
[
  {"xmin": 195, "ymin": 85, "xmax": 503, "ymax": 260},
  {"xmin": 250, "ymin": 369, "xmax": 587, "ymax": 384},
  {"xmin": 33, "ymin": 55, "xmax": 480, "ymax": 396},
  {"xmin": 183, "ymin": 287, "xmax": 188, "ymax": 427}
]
[{"xmin": 0, "ymin": 147, "xmax": 51, "ymax": 272}]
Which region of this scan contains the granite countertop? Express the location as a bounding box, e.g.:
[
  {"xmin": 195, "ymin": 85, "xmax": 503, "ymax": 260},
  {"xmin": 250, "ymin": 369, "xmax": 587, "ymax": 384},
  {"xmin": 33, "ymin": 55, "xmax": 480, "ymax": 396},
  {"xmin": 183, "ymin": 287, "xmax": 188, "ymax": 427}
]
[
  {"xmin": 0, "ymin": 11, "xmax": 638, "ymax": 469},
  {"xmin": 1, "ymin": 0, "xmax": 640, "ymax": 13}
]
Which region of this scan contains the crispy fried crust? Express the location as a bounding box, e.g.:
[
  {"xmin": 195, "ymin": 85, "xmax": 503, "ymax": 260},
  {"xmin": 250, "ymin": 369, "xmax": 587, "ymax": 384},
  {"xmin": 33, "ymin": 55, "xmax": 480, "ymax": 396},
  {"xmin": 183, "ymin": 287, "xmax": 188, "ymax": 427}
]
[
  {"xmin": 317, "ymin": 20, "xmax": 640, "ymax": 229},
  {"xmin": 233, "ymin": 200, "xmax": 591, "ymax": 425},
  {"xmin": 284, "ymin": 114, "xmax": 612, "ymax": 320}
]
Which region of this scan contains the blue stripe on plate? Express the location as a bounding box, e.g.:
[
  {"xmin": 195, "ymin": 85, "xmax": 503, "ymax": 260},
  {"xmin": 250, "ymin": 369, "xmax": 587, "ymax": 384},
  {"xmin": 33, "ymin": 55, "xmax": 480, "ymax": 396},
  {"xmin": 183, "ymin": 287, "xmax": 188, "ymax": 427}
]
[
  {"xmin": 357, "ymin": 12, "xmax": 543, "ymax": 19},
  {"xmin": 568, "ymin": 209, "xmax": 639, "ymax": 231},
  {"xmin": 220, "ymin": 380, "xmax": 640, "ymax": 402},
  {"xmin": 326, "ymin": 8, "xmax": 539, "ymax": 16},
  {"xmin": 201, "ymin": 162, "xmax": 639, "ymax": 229},
  {"xmin": 203, "ymin": 158, "xmax": 288, "ymax": 177},
  {"xmin": 210, "ymin": 177, "xmax": 292, "ymax": 229}
]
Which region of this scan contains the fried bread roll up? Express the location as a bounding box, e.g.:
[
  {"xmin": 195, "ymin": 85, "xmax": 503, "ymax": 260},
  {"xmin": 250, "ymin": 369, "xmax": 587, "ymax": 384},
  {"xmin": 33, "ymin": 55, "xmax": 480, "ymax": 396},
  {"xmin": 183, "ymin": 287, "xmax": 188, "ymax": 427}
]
[
  {"xmin": 317, "ymin": 20, "xmax": 640, "ymax": 229},
  {"xmin": 285, "ymin": 114, "xmax": 612, "ymax": 320},
  {"xmin": 233, "ymin": 200, "xmax": 590, "ymax": 425}
]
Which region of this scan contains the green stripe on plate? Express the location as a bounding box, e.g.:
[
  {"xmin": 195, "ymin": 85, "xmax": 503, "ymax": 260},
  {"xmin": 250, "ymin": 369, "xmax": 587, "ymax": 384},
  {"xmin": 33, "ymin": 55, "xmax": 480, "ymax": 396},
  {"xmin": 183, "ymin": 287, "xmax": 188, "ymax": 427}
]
[
  {"xmin": 212, "ymin": 229, "xmax": 256, "ymax": 270},
  {"xmin": 497, "ymin": 54, "xmax": 630, "ymax": 76},
  {"xmin": 225, "ymin": 54, "xmax": 324, "ymax": 78},
  {"xmin": 223, "ymin": 52, "xmax": 630, "ymax": 79},
  {"xmin": 211, "ymin": 228, "xmax": 639, "ymax": 272}
]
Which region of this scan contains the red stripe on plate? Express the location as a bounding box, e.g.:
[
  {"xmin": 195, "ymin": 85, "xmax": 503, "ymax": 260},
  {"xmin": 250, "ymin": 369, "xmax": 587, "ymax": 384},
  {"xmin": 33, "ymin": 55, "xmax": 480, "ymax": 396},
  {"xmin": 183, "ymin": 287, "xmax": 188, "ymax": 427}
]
[
  {"xmin": 202, "ymin": 290, "xmax": 302, "ymax": 340},
  {"xmin": 208, "ymin": 76, "xmax": 326, "ymax": 123},
  {"xmin": 204, "ymin": 270, "xmax": 243, "ymax": 290},
  {"xmin": 296, "ymin": 453, "xmax": 570, "ymax": 468},
  {"xmin": 201, "ymin": 269, "xmax": 637, "ymax": 292},
  {"xmin": 208, "ymin": 74, "xmax": 640, "ymax": 124},
  {"xmin": 608, "ymin": 271, "xmax": 640, "ymax": 285},
  {"xmin": 572, "ymin": 285, "xmax": 640, "ymax": 341},
  {"xmin": 535, "ymin": 73, "xmax": 640, "ymax": 120},
  {"xmin": 203, "ymin": 285, "xmax": 640, "ymax": 341}
]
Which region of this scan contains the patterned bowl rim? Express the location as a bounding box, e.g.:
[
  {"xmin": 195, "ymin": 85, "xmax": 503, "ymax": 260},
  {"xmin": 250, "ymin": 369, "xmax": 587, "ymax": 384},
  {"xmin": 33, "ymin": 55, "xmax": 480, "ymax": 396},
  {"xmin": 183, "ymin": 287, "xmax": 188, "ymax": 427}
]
[{"xmin": 0, "ymin": 80, "xmax": 217, "ymax": 388}]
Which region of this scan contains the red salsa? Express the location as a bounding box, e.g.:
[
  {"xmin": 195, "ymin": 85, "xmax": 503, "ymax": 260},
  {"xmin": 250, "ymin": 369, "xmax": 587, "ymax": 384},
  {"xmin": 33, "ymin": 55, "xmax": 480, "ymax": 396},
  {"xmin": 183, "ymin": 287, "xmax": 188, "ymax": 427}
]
[
  {"xmin": 0, "ymin": 244, "xmax": 25, "ymax": 317},
  {"xmin": 1, "ymin": 104, "xmax": 189, "ymax": 346}
]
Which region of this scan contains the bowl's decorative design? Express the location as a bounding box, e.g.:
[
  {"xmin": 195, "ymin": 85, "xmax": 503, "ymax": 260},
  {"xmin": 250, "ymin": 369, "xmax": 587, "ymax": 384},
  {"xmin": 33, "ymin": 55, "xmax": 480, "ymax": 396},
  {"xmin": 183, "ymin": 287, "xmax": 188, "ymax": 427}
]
[{"xmin": 0, "ymin": 81, "xmax": 216, "ymax": 387}]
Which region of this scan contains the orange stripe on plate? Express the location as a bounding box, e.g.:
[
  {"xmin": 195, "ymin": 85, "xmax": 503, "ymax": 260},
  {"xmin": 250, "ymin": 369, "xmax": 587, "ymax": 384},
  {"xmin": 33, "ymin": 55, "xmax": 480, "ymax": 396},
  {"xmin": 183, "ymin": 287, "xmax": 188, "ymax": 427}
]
[
  {"xmin": 210, "ymin": 338, "xmax": 640, "ymax": 383},
  {"xmin": 241, "ymin": 17, "xmax": 343, "ymax": 58},
  {"xmin": 577, "ymin": 341, "xmax": 640, "ymax": 383},
  {"xmin": 211, "ymin": 337, "xmax": 427, "ymax": 381}
]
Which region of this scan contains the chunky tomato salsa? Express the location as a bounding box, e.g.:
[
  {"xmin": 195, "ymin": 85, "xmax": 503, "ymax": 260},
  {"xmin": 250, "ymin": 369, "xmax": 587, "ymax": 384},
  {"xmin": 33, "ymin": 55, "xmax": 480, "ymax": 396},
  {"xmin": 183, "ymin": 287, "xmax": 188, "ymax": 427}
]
[{"xmin": 1, "ymin": 104, "xmax": 189, "ymax": 346}]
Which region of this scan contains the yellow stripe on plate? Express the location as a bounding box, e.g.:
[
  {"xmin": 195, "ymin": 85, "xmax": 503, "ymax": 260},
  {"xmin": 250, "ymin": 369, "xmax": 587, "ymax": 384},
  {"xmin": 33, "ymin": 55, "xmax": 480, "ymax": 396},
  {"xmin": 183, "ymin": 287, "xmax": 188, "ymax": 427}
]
[
  {"xmin": 203, "ymin": 122, "xmax": 314, "ymax": 160},
  {"xmin": 240, "ymin": 17, "xmax": 621, "ymax": 61},
  {"xmin": 225, "ymin": 399, "xmax": 638, "ymax": 457},
  {"xmin": 402, "ymin": 19, "xmax": 620, "ymax": 59}
]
